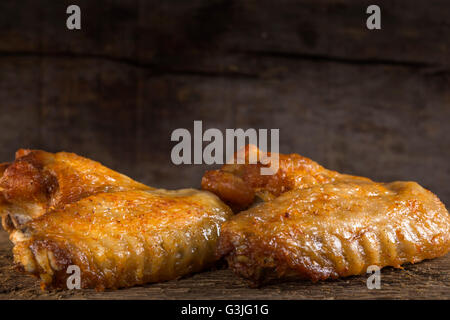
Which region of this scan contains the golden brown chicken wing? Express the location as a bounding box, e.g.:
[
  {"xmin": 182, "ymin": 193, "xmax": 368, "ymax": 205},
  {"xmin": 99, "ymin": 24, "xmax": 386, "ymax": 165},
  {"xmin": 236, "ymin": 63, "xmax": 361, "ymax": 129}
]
[
  {"xmin": 201, "ymin": 144, "xmax": 368, "ymax": 211},
  {"xmin": 1, "ymin": 150, "xmax": 232, "ymax": 290},
  {"xmin": 0, "ymin": 149, "xmax": 151, "ymax": 231},
  {"xmin": 204, "ymin": 146, "xmax": 450, "ymax": 285},
  {"xmin": 11, "ymin": 189, "xmax": 232, "ymax": 290}
]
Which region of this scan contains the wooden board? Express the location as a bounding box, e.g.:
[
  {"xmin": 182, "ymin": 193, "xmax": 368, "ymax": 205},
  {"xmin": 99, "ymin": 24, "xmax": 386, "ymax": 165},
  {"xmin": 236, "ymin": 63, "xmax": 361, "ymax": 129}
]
[{"xmin": 0, "ymin": 230, "xmax": 448, "ymax": 300}]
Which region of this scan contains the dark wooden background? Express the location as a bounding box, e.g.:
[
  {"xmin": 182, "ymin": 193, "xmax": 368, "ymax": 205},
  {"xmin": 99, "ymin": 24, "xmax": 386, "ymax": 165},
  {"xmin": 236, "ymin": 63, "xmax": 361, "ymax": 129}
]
[
  {"xmin": 1, "ymin": 0, "xmax": 449, "ymax": 201},
  {"xmin": 0, "ymin": 0, "xmax": 449, "ymax": 299}
]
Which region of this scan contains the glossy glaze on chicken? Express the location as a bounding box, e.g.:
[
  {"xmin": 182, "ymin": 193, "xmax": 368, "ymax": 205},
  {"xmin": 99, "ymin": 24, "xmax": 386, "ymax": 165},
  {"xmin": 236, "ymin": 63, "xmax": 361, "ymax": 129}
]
[{"xmin": 203, "ymin": 146, "xmax": 450, "ymax": 285}]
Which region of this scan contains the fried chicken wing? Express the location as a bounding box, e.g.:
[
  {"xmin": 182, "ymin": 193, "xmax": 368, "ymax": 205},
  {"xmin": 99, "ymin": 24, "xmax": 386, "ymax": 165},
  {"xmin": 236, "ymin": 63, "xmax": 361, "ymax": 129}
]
[
  {"xmin": 11, "ymin": 189, "xmax": 232, "ymax": 290},
  {"xmin": 205, "ymin": 146, "xmax": 450, "ymax": 284},
  {"xmin": 1, "ymin": 150, "xmax": 232, "ymax": 290},
  {"xmin": 202, "ymin": 145, "xmax": 368, "ymax": 211},
  {"xmin": 0, "ymin": 149, "xmax": 151, "ymax": 231}
]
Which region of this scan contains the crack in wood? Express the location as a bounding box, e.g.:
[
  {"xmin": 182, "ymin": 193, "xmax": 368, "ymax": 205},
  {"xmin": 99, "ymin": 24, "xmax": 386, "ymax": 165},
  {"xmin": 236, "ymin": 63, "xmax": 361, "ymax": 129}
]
[
  {"xmin": 2, "ymin": 50, "xmax": 448, "ymax": 80},
  {"xmin": 0, "ymin": 51, "xmax": 259, "ymax": 79},
  {"xmin": 236, "ymin": 50, "xmax": 438, "ymax": 69}
]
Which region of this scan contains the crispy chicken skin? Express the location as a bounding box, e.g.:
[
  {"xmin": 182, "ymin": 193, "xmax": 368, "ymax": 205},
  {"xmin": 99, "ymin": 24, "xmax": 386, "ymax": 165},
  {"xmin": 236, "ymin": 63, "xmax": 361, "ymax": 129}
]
[
  {"xmin": 0, "ymin": 149, "xmax": 151, "ymax": 231},
  {"xmin": 11, "ymin": 189, "xmax": 232, "ymax": 290},
  {"xmin": 202, "ymin": 145, "xmax": 367, "ymax": 211},
  {"xmin": 205, "ymin": 146, "xmax": 450, "ymax": 284},
  {"xmin": 1, "ymin": 150, "xmax": 232, "ymax": 290}
]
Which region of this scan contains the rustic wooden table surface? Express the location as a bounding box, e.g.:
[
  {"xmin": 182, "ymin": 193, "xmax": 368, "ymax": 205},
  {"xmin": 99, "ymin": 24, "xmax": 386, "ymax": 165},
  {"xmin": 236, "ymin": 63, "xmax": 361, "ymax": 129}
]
[{"xmin": 0, "ymin": 230, "xmax": 448, "ymax": 300}]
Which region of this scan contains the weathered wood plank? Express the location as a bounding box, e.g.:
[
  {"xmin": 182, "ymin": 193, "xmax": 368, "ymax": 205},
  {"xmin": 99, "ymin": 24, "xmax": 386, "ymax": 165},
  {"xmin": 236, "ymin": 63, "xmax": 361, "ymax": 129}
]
[
  {"xmin": 0, "ymin": 55, "xmax": 449, "ymax": 203},
  {"xmin": 0, "ymin": 0, "xmax": 449, "ymax": 68},
  {"xmin": 0, "ymin": 58, "xmax": 41, "ymax": 161},
  {"xmin": 38, "ymin": 57, "xmax": 140, "ymax": 178}
]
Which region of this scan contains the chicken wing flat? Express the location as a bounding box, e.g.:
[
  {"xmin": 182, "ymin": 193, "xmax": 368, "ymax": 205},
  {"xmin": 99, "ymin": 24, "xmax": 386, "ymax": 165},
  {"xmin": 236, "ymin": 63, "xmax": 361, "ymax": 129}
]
[
  {"xmin": 11, "ymin": 189, "xmax": 232, "ymax": 290},
  {"xmin": 204, "ymin": 146, "xmax": 450, "ymax": 284},
  {"xmin": 0, "ymin": 149, "xmax": 151, "ymax": 231},
  {"xmin": 1, "ymin": 150, "xmax": 232, "ymax": 290}
]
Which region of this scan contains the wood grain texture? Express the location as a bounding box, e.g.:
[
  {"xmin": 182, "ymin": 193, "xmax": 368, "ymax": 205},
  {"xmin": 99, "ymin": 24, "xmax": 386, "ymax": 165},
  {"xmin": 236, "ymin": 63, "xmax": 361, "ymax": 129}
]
[
  {"xmin": 1, "ymin": 56, "xmax": 448, "ymax": 203},
  {"xmin": 1, "ymin": 0, "xmax": 449, "ymax": 66},
  {"xmin": 0, "ymin": 230, "xmax": 448, "ymax": 300},
  {"xmin": 0, "ymin": 1, "xmax": 448, "ymax": 203}
]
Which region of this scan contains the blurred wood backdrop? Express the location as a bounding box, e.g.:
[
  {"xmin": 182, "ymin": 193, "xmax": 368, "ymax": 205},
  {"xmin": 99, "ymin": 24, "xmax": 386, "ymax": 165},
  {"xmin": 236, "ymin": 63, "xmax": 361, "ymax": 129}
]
[{"xmin": 0, "ymin": 0, "xmax": 449, "ymax": 206}]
